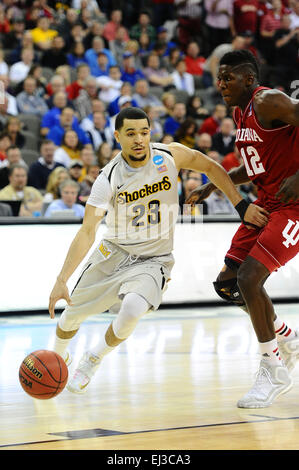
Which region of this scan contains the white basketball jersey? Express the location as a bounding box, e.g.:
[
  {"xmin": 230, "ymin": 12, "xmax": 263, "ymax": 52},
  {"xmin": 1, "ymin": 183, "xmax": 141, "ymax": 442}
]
[{"xmin": 101, "ymin": 143, "xmax": 179, "ymax": 256}]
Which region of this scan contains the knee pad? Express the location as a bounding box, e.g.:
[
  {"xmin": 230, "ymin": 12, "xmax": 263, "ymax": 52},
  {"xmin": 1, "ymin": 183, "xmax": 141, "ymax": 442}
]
[
  {"xmin": 113, "ymin": 293, "xmax": 150, "ymax": 339},
  {"xmin": 213, "ymin": 278, "xmax": 245, "ymax": 306}
]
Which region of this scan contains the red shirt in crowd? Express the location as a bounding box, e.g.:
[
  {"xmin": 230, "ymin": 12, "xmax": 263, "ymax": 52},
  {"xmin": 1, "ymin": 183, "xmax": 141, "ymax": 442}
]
[
  {"xmin": 185, "ymin": 55, "xmax": 206, "ymax": 76},
  {"xmin": 234, "ymin": 0, "xmax": 259, "ymax": 34}
]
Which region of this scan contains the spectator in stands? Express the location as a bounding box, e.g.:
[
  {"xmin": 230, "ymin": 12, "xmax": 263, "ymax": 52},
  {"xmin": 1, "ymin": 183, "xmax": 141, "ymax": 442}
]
[
  {"xmin": 109, "ymin": 26, "xmax": 130, "ymax": 67},
  {"xmin": 186, "ymin": 94, "xmax": 210, "ymax": 120},
  {"xmin": 53, "ymin": 129, "xmax": 82, "ymax": 167},
  {"xmin": 174, "ymin": 118, "xmax": 198, "ymax": 148},
  {"xmin": 83, "ymin": 21, "xmax": 106, "ymax": 51},
  {"xmin": 204, "ymin": 0, "xmax": 235, "ymax": 55},
  {"xmin": 97, "ymin": 141, "xmax": 114, "ymax": 168},
  {"xmin": 96, "ymin": 65, "xmax": 123, "ymax": 104},
  {"xmin": 0, "ymin": 164, "xmax": 43, "ymax": 217},
  {"xmin": 66, "ymin": 64, "xmax": 90, "ymax": 101},
  {"xmin": 221, "ymin": 144, "xmax": 242, "ymax": 171},
  {"xmin": 47, "ymin": 107, "xmax": 90, "ymax": 146},
  {"xmin": 45, "ymin": 74, "xmax": 66, "ymax": 103},
  {"xmin": 155, "ymin": 26, "xmax": 177, "ymax": 56},
  {"xmin": 0, "ymin": 97, "xmax": 12, "ymax": 132},
  {"xmin": 69, "ymin": 160, "xmax": 83, "ymax": 184},
  {"xmin": 174, "ymin": 0, "xmax": 203, "ymax": 50},
  {"xmin": 124, "ymin": 39, "xmax": 144, "ymax": 70},
  {"xmin": 107, "ymin": 81, "xmax": 138, "ymax": 117},
  {"xmin": 57, "ymin": 7, "xmax": 79, "ymax": 45},
  {"xmin": 130, "ymin": 10, "xmax": 156, "ymax": 44},
  {"xmin": 164, "ymin": 102, "xmax": 187, "ymax": 135},
  {"xmin": 3, "ymin": 117, "xmax": 25, "ymax": 149},
  {"xmin": 233, "ymin": 0, "xmax": 259, "ymax": 35},
  {"xmin": 205, "ymin": 188, "xmax": 236, "ymax": 214},
  {"xmin": 273, "ymin": 14, "xmax": 299, "ymax": 92},
  {"xmin": 120, "ymin": 51, "xmax": 145, "ymax": 86},
  {"xmin": 78, "ymin": 145, "xmax": 97, "ymax": 182},
  {"xmin": 198, "ymin": 103, "xmax": 227, "ymax": 136},
  {"xmin": 66, "ymin": 42, "xmax": 89, "ymax": 69},
  {"xmin": 16, "ymin": 76, "xmax": 49, "ymax": 117},
  {"xmin": 85, "ymin": 36, "xmax": 117, "ymax": 77},
  {"xmin": 0, "ymin": 146, "xmax": 27, "ymax": 190},
  {"xmin": 30, "ymin": 15, "xmax": 58, "ymax": 51},
  {"xmin": 74, "ymin": 76, "xmax": 100, "ymax": 121},
  {"xmin": 171, "ymin": 58, "xmax": 195, "ymax": 96},
  {"xmin": 203, "ymin": 35, "xmax": 246, "ymax": 87},
  {"xmin": 0, "ymin": 132, "xmax": 12, "ymax": 163},
  {"xmin": 43, "ymin": 166, "xmax": 70, "ymax": 203},
  {"xmin": 143, "ymin": 105, "xmax": 164, "ymax": 142},
  {"xmin": 259, "ymin": 0, "xmax": 285, "ymax": 63},
  {"xmin": 9, "ymin": 47, "xmax": 34, "ymax": 84},
  {"xmin": 195, "ymin": 132, "xmax": 213, "ymax": 185},
  {"xmin": 184, "ymin": 41, "xmax": 206, "ymax": 77},
  {"xmin": 102, "ymin": 9, "xmax": 129, "ymax": 42},
  {"xmin": 2, "ymin": 16, "xmax": 25, "ymax": 50},
  {"xmin": 81, "ymin": 111, "xmax": 115, "ymax": 151},
  {"xmin": 289, "ymin": 0, "xmax": 299, "ymax": 29},
  {"xmin": 161, "ymin": 91, "xmax": 176, "ymax": 118},
  {"xmin": 28, "ymin": 139, "xmax": 64, "ymax": 191},
  {"xmin": 211, "ymin": 117, "xmax": 236, "ymax": 157},
  {"xmin": 143, "ymin": 52, "xmax": 174, "ymax": 89},
  {"xmin": 40, "ymin": 91, "xmax": 68, "ymax": 137},
  {"xmin": 132, "ymin": 78, "xmax": 163, "ymax": 110},
  {"xmin": 79, "ymin": 163, "xmax": 101, "ymax": 203},
  {"xmin": 40, "ymin": 35, "xmax": 68, "ymax": 69},
  {"xmin": 44, "ymin": 179, "xmax": 85, "ymax": 218}
]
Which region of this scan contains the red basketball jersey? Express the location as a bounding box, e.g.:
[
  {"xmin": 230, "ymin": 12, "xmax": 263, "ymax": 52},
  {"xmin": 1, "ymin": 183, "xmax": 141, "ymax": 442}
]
[{"xmin": 233, "ymin": 86, "xmax": 299, "ymax": 211}]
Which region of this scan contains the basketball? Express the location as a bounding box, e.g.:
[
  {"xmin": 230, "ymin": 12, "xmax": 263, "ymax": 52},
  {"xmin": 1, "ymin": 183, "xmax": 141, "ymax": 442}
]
[{"xmin": 19, "ymin": 350, "xmax": 68, "ymax": 399}]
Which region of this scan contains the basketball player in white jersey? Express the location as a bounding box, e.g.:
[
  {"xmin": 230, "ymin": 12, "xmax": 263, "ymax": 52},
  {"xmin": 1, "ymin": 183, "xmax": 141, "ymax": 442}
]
[{"xmin": 48, "ymin": 107, "xmax": 268, "ymax": 394}]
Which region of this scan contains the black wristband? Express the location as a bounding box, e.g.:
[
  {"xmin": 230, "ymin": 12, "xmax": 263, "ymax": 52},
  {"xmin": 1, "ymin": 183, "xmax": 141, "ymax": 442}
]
[{"xmin": 235, "ymin": 199, "xmax": 250, "ymax": 222}]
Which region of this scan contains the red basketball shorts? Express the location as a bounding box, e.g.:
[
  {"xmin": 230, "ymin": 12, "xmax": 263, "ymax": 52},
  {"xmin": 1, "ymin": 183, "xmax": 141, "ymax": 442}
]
[{"xmin": 226, "ymin": 206, "xmax": 299, "ymax": 273}]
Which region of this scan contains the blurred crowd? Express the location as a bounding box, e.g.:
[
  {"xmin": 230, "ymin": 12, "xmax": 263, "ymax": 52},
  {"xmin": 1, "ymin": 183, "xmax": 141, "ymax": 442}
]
[{"xmin": 0, "ymin": 0, "xmax": 297, "ymax": 218}]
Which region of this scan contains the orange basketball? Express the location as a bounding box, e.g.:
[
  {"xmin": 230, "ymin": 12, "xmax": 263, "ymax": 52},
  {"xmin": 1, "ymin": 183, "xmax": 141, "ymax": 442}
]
[{"xmin": 19, "ymin": 350, "xmax": 68, "ymax": 399}]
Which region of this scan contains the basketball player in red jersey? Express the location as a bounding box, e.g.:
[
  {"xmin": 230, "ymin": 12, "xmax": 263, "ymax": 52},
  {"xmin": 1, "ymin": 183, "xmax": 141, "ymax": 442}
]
[{"xmin": 187, "ymin": 50, "xmax": 299, "ymax": 408}]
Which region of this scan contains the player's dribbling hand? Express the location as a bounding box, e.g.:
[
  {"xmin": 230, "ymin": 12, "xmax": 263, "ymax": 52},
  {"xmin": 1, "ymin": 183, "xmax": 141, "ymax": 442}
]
[
  {"xmin": 275, "ymin": 172, "xmax": 299, "ymax": 204},
  {"xmin": 185, "ymin": 183, "xmax": 215, "ymax": 206},
  {"xmin": 48, "ymin": 279, "xmax": 73, "ymax": 319},
  {"xmin": 243, "ymin": 203, "xmax": 269, "ymax": 229}
]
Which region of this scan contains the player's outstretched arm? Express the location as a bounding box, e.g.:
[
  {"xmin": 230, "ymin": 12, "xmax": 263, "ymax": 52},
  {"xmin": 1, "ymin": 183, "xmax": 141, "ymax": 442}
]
[
  {"xmin": 186, "ymin": 164, "xmax": 250, "ymax": 205},
  {"xmin": 48, "ymin": 204, "xmax": 106, "ymax": 319},
  {"xmin": 169, "ymin": 142, "xmax": 269, "ymax": 226}
]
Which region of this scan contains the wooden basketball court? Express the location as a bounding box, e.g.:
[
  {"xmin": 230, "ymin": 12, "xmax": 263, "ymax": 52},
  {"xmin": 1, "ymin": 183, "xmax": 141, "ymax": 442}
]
[{"xmin": 1, "ymin": 304, "xmax": 299, "ymax": 451}]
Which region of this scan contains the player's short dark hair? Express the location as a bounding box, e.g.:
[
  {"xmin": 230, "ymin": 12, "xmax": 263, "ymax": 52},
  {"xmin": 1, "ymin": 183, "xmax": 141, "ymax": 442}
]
[
  {"xmin": 115, "ymin": 107, "xmax": 150, "ymax": 131},
  {"xmin": 219, "ymin": 50, "xmax": 259, "ymax": 80}
]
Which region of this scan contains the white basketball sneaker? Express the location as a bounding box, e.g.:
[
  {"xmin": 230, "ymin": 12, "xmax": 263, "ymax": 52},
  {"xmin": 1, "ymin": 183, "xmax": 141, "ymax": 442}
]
[
  {"xmin": 237, "ymin": 359, "xmax": 293, "ymax": 408},
  {"xmin": 279, "ymin": 330, "xmax": 299, "ymax": 372},
  {"xmin": 67, "ymin": 352, "xmax": 101, "ymax": 394}
]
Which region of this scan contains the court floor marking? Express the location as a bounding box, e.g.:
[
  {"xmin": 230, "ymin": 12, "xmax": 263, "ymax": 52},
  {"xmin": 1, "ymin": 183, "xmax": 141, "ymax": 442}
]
[{"xmin": 1, "ymin": 414, "xmax": 299, "ymax": 448}]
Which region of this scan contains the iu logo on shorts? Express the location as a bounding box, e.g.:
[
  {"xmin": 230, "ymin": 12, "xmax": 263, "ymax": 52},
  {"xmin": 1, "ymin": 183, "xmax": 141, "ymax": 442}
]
[{"xmin": 282, "ymin": 219, "xmax": 299, "ymax": 248}]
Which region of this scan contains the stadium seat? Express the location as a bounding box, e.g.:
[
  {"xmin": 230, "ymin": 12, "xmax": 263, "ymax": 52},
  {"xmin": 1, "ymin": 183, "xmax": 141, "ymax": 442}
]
[
  {"xmin": 21, "ymin": 149, "xmax": 39, "ymax": 166},
  {"xmin": 18, "ymin": 114, "xmax": 41, "ymax": 136},
  {"xmin": 21, "ymin": 131, "xmax": 39, "ymax": 152}
]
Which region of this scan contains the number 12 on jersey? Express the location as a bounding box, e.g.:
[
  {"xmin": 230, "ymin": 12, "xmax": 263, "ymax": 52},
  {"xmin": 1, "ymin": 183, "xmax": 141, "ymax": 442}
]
[{"xmin": 240, "ymin": 146, "xmax": 265, "ymax": 177}]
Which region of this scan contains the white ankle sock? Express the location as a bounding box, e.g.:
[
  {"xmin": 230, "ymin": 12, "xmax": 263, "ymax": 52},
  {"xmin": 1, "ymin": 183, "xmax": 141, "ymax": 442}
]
[
  {"xmin": 274, "ymin": 316, "xmax": 296, "ymax": 342},
  {"xmin": 53, "ymin": 336, "xmax": 70, "ymax": 358},
  {"xmin": 89, "ymin": 334, "xmax": 115, "ymax": 361},
  {"xmin": 259, "ymin": 338, "xmax": 282, "ymax": 365}
]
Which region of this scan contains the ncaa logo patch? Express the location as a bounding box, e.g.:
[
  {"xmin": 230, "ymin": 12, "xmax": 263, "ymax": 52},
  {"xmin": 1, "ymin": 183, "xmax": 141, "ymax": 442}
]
[{"xmin": 153, "ymin": 155, "xmax": 164, "ymax": 166}]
